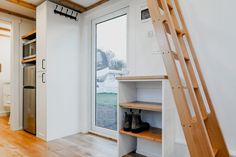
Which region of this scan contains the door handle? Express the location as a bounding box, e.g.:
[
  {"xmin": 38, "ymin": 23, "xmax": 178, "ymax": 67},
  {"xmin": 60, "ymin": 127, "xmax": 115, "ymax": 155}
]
[
  {"xmin": 42, "ymin": 59, "xmax": 46, "ymax": 70},
  {"xmin": 42, "ymin": 73, "xmax": 46, "ymax": 83}
]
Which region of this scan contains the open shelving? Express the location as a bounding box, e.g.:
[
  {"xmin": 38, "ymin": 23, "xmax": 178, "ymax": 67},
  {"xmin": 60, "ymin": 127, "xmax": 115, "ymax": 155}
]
[
  {"xmin": 21, "ymin": 30, "xmax": 36, "ymax": 64},
  {"xmin": 117, "ymin": 75, "xmax": 176, "ymax": 157}
]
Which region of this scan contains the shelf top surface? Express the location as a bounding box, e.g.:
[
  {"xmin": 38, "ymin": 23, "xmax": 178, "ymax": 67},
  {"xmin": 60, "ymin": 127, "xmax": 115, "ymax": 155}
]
[
  {"xmin": 120, "ymin": 127, "xmax": 162, "ymax": 142},
  {"xmin": 120, "ymin": 101, "xmax": 162, "ymax": 112},
  {"xmin": 116, "ymin": 75, "xmax": 168, "ymax": 81}
]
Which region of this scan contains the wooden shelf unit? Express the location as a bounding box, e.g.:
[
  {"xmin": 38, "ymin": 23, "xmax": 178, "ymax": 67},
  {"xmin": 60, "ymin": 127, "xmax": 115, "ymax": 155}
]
[
  {"xmin": 120, "ymin": 101, "xmax": 162, "ymax": 112},
  {"xmin": 118, "ymin": 77, "xmax": 176, "ymax": 157},
  {"xmin": 21, "ymin": 30, "xmax": 36, "ymax": 40},
  {"xmin": 120, "ymin": 127, "xmax": 162, "ymax": 143}
]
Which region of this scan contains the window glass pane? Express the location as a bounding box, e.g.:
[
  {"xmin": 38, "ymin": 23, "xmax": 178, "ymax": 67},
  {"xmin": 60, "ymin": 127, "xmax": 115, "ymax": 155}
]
[{"xmin": 95, "ymin": 15, "xmax": 127, "ymax": 131}]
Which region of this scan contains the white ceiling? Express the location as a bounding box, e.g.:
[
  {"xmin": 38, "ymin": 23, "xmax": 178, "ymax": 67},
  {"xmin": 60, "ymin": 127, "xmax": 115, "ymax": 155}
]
[{"xmin": 71, "ymin": 0, "xmax": 100, "ymax": 7}]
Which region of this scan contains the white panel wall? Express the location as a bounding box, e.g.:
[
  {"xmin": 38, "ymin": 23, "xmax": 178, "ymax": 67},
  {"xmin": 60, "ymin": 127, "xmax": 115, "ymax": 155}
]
[
  {"xmin": 36, "ymin": 2, "xmax": 47, "ymax": 140},
  {"xmin": 37, "ymin": 1, "xmax": 81, "ymax": 141},
  {"xmin": 131, "ymin": 0, "xmax": 166, "ymax": 76}
]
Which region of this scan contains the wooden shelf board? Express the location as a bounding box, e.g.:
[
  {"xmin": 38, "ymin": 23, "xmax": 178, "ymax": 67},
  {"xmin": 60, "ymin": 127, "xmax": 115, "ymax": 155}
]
[
  {"xmin": 120, "ymin": 101, "xmax": 162, "ymax": 112},
  {"xmin": 116, "ymin": 75, "xmax": 168, "ymax": 81},
  {"xmin": 119, "ymin": 127, "xmax": 162, "ymax": 143},
  {"xmin": 21, "ymin": 30, "xmax": 36, "ymax": 40},
  {"xmin": 22, "ymin": 57, "xmax": 36, "ymax": 64}
]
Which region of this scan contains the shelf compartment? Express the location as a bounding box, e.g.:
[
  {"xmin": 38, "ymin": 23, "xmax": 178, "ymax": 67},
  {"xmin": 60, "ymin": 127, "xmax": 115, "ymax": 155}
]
[
  {"xmin": 22, "ymin": 57, "xmax": 36, "ymax": 64},
  {"xmin": 120, "ymin": 127, "xmax": 162, "ymax": 143},
  {"xmin": 21, "ymin": 30, "xmax": 36, "ymax": 40},
  {"xmin": 120, "ymin": 101, "xmax": 162, "ymax": 112}
]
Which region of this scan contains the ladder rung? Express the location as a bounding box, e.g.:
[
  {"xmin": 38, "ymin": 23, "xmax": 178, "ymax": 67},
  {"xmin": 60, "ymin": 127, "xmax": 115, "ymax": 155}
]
[
  {"xmin": 182, "ymin": 85, "xmax": 198, "ymax": 90},
  {"xmin": 214, "ymin": 148, "xmax": 219, "ymax": 156},
  {"xmin": 172, "ymin": 51, "xmax": 190, "ymax": 61},
  {"xmin": 157, "ymin": 0, "xmax": 173, "ymax": 11},
  {"xmin": 167, "ymin": 1, "xmax": 173, "ymax": 10},
  {"xmin": 163, "ymin": 22, "xmax": 185, "ymax": 36},
  {"xmin": 176, "ymin": 28, "xmax": 185, "ymax": 36},
  {"xmin": 192, "ymin": 114, "xmax": 208, "ymax": 122}
]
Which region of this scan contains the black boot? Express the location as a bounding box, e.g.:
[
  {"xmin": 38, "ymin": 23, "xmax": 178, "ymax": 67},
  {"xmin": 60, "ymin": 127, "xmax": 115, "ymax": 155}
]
[
  {"xmin": 131, "ymin": 111, "xmax": 150, "ymax": 133},
  {"xmin": 123, "ymin": 112, "xmax": 132, "ymax": 131}
]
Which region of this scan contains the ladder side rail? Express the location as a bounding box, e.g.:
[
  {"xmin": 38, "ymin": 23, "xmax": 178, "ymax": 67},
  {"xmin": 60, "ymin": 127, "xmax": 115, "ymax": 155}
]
[
  {"xmin": 173, "ymin": 0, "xmax": 214, "ymax": 112},
  {"xmin": 170, "ymin": 9, "xmax": 207, "ymax": 119},
  {"xmin": 159, "ymin": 0, "xmax": 216, "ymax": 156},
  {"xmin": 173, "ymin": 0, "xmax": 230, "ymax": 156},
  {"xmin": 147, "ymin": 0, "xmax": 214, "ymax": 156},
  {"xmin": 178, "ymin": 36, "xmax": 208, "ymax": 119},
  {"xmin": 160, "ymin": 0, "xmax": 205, "ymax": 123},
  {"xmin": 166, "ymin": 0, "xmax": 208, "ymax": 119},
  {"xmin": 146, "ymin": 0, "xmax": 192, "ymax": 125}
]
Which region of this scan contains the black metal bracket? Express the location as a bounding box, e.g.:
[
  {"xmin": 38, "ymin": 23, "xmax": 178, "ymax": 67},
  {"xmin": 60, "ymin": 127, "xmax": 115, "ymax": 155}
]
[{"xmin": 54, "ymin": 5, "xmax": 79, "ymax": 21}]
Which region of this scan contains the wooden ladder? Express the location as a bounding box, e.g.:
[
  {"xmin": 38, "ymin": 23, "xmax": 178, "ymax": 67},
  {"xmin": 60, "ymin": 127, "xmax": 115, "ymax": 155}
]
[{"xmin": 146, "ymin": 0, "xmax": 229, "ymax": 157}]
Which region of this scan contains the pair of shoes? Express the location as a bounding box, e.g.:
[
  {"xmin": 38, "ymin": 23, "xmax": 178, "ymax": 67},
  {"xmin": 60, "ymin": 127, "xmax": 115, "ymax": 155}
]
[{"xmin": 123, "ymin": 110, "xmax": 150, "ymax": 133}]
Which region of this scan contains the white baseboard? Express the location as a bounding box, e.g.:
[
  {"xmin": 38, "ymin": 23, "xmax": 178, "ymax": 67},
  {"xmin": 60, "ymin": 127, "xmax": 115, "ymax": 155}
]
[{"xmin": 36, "ymin": 132, "xmax": 47, "ymax": 141}]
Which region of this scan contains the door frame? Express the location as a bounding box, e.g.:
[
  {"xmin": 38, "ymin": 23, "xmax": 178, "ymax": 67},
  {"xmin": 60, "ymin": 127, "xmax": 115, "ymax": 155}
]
[
  {"xmin": 91, "ymin": 8, "xmax": 128, "ymax": 139},
  {"xmin": 0, "ymin": 16, "xmax": 21, "ymax": 130},
  {"xmin": 0, "ymin": 15, "xmax": 34, "ymax": 131}
]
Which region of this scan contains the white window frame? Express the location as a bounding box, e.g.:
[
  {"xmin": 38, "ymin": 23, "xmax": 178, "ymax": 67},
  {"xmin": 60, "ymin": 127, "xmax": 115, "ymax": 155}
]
[{"xmin": 91, "ymin": 8, "xmax": 128, "ymax": 139}]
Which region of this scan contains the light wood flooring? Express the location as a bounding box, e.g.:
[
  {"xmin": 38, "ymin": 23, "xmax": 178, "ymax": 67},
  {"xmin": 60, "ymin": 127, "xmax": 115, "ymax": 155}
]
[{"xmin": 0, "ymin": 116, "xmax": 117, "ymax": 157}]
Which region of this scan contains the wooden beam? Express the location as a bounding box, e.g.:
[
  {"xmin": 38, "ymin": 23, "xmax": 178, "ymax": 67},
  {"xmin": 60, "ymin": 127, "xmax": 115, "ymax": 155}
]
[
  {"xmin": 6, "ymin": 0, "xmax": 36, "ymax": 10},
  {"xmin": 0, "ymin": 34, "xmax": 10, "ymax": 38},
  {"xmin": 50, "ymin": 0, "xmax": 87, "ymax": 13},
  {"xmin": 0, "ymin": 8, "xmax": 35, "ymax": 21},
  {"xmin": 86, "ymin": 0, "xmax": 109, "ymax": 11},
  {"xmin": 0, "ymin": 27, "xmax": 10, "ymax": 32}
]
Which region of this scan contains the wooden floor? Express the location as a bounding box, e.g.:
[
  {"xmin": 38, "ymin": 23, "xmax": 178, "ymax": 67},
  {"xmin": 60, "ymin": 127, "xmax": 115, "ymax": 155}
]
[{"xmin": 0, "ymin": 116, "xmax": 117, "ymax": 157}]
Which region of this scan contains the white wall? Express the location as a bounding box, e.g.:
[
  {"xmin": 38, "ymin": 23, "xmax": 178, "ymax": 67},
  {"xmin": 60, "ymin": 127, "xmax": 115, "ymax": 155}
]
[
  {"xmin": 174, "ymin": 0, "xmax": 236, "ymax": 156},
  {"xmin": 37, "ymin": 1, "xmax": 81, "ymax": 141},
  {"xmin": 80, "ymin": 0, "xmax": 236, "ymax": 156},
  {"xmin": 130, "ymin": 0, "xmax": 165, "ymax": 76},
  {"xmin": 0, "ymin": 36, "xmax": 11, "ymax": 114}
]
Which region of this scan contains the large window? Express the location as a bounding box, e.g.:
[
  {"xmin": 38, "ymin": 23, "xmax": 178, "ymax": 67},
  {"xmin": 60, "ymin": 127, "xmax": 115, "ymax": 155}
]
[{"xmin": 92, "ymin": 9, "xmax": 127, "ymax": 138}]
